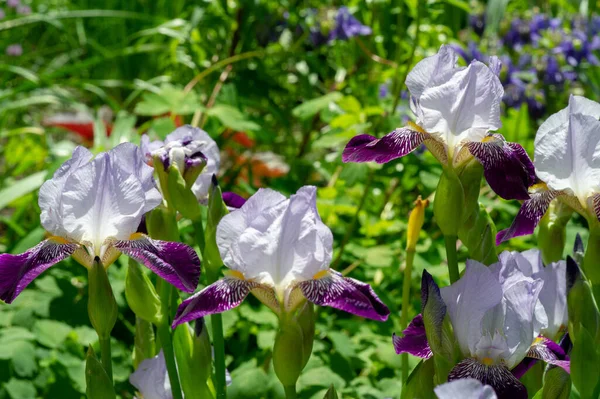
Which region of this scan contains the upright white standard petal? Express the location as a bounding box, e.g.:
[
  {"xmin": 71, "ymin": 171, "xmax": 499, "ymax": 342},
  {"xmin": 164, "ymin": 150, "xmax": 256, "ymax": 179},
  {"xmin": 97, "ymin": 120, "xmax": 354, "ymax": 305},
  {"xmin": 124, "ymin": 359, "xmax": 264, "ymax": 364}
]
[
  {"xmin": 534, "ymin": 95, "xmax": 600, "ymax": 208},
  {"xmin": 216, "ymin": 186, "xmax": 333, "ymax": 299},
  {"xmin": 405, "ymin": 45, "xmax": 504, "ymax": 158},
  {"xmin": 129, "ymin": 351, "xmax": 172, "ymax": 399},
  {"xmin": 39, "ymin": 143, "xmax": 162, "ymax": 258}
]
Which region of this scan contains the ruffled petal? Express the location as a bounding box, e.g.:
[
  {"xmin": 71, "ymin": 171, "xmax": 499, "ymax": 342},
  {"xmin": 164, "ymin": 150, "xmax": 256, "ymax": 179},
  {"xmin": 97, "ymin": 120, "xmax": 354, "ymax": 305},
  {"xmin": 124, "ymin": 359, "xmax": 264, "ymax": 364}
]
[
  {"xmin": 297, "ymin": 270, "xmax": 389, "ymax": 321},
  {"xmin": 496, "ymin": 187, "xmax": 559, "ymax": 244},
  {"xmin": 172, "ymin": 277, "xmax": 258, "ymax": 327},
  {"xmin": 0, "ymin": 238, "xmax": 78, "ymax": 303},
  {"xmin": 448, "ymin": 358, "xmax": 527, "ymax": 399},
  {"xmin": 113, "ymin": 234, "xmax": 200, "ymax": 293},
  {"xmin": 467, "ymin": 135, "xmax": 536, "ymax": 200},
  {"xmin": 392, "ymin": 314, "xmax": 432, "ymax": 359},
  {"xmin": 342, "ymin": 128, "xmax": 426, "ymax": 164},
  {"xmin": 129, "ymin": 350, "xmax": 171, "ymax": 399}
]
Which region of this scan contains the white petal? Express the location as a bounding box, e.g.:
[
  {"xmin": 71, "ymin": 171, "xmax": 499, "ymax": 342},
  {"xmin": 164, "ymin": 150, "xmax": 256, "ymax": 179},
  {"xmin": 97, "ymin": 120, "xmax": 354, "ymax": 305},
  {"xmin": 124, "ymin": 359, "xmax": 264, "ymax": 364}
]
[
  {"xmin": 440, "ymin": 260, "xmax": 503, "ymax": 358},
  {"xmin": 533, "ymin": 260, "xmax": 568, "ymax": 340},
  {"xmin": 534, "ymin": 95, "xmax": 600, "ymax": 205},
  {"xmin": 61, "ymin": 150, "xmax": 147, "ymax": 254},
  {"xmin": 39, "ymin": 146, "xmax": 93, "ymax": 237},
  {"xmin": 406, "ymin": 45, "xmax": 458, "ymax": 100},
  {"xmin": 434, "ymin": 378, "xmax": 497, "ymax": 399},
  {"xmin": 129, "ymin": 351, "xmax": 171, "ymax": 399}
]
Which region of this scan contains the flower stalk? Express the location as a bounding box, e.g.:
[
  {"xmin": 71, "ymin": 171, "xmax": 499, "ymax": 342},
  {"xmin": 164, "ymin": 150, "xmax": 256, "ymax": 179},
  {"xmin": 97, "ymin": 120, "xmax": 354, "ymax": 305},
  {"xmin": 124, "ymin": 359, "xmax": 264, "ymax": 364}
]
[{"xmin": 444, "ymin": 236, "xmax": 459, "ymax": 284}]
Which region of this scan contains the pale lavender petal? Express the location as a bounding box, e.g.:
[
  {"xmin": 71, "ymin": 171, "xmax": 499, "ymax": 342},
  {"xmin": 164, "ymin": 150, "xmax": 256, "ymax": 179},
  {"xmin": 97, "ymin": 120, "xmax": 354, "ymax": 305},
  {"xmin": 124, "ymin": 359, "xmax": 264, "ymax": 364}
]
[
  {"xmin": 172, "ymin": 277, "xmax": 258, "ymax": 327},
  {"xmin": 435, "ymin": 378, "xmax": 497, "ymax": 399},
  {"xmin": 496, "ymin": 188, "xmax": 559, "ymax": 244},
  {"xmin": 467, "ymin": 135, "xmax": 536, "ymax": 200},
  {"xmin": 129, "ymin": 350, "xmax": 171, "ymax": 399},
  {"xmin": 0, "ymin": 239, "xmax": 78, "ymax": 303},
  {"xmin": 342, "ymin": 128, "xmax": 426, "ymax": 164},
  {"xmin": 113, "ymin": 234, "xmax": 200, "ymax": 293},
  {"xmin": 298, "ymin": 270, "xmax": 389, "ymax": 321},
  {"xmin": 222, "ymin": 192, "xmax": 246, "ymax": 209},
  {"xmin": 392, "ymin": 314, "xmax": 432, "ymax": 359},
  {"xmin": 448, "ymin": 358, "xmax": 526, "ymax": 399}
]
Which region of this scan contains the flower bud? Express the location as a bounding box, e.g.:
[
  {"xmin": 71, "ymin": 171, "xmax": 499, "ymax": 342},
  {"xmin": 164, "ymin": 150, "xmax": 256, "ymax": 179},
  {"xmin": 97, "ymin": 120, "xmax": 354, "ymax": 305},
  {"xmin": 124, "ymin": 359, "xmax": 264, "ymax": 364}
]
[
  {"xmin": 88, "ymin": 257, "xmax": 118, "ymax": 339},
  {"xmin": 85, "ymin": 347, "xmax": 116, "ymax": 399},
  {"xmin": 406, "ymin": 196, "xmax": 429, "ymax": 251},
  {"xmin": 174, "ymin": 319, "xmax": 213, "ymax": 398},
  {"xmin": 126, "ymin": 259, "xmax": 162, "ymax": 325},
  {"xmin": 204, "ymin": 176, "xmax": 229, "ymax": 276},
  {"xmin": 166, "ymin": 166, "xmax": 202, "ymax": 220},
  {"xmin": 133, "ymin": 317, "xmax": 156, "ymax": 370},
  {"xmin": 273, "ymin": 322, "xmax": 305, "ymax": 388},
  {"xmin": 295, "ymin": 302, "xmax": 315, "ymax": 368},
  {"xmin": 146, "ymin": 206, "xmax": 179, "ymax": 242},
  {"xmin": 538, "ymin": 201, "xmax": 572, "ymax": 264},
  {"xmin": 433, "ymin": 169, "xmax": 464, "ymax": 237}
]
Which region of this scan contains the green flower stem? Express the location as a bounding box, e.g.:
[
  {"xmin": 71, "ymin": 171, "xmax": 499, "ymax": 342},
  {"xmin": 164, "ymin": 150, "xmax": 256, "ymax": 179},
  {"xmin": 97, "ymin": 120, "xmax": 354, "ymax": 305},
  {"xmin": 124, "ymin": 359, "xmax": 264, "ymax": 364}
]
[
  {"xmin": 400, "ymin": 249, "xmax": 416, "ymax": 383},
  {"xmin": 99, "ymin": 336, "xmax": 113, "ymax": 383},
  {"xmin": 158, "ymin": 282, "xmax": 184, "ymax": 399},
  {"xmin": 583, "ymin": 225, "xmax": 600, "ymax": 303},
  {"xmin": 444, "ymin": 235, "xmax": 460, "ymax": 283},
  {"xmin": 208, "ymin": 270, "xmax": 227, "ymax": 399},
  {"xmin": 194, "ymin": 217, "xmax": 206, "ymax": 257},
  {"xmin": 284, "ymin": 385, "xmax": 298, "ymax": 399}
]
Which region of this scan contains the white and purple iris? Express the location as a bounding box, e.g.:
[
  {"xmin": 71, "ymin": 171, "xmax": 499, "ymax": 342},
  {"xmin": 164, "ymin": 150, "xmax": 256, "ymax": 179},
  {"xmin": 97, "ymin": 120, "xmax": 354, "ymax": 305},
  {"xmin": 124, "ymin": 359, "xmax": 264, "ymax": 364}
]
[
  {"xmin": 343, "ymin": 45, "xmax": 536, "ymax": 201},
  {"xmin": 497, "ymin": 95, "xmax": 600, "ymax": 243},
  {"xmin": 435, "ymin": 378, "xmax": 497, "ymax": 399},
  {"xmin": 0, "ymin": 143, "xmax": 201, "ymax": 304},
  {"xmin": 172, "ymin": 186, "xmax": 389, "ymax": 327},
  {"xmin": 141, "ymin": 125, "xmax": 220, "ymax": 202},
  {"xmin": 393, "ymin": 250, "xmax": 570, "ymax": 399}
]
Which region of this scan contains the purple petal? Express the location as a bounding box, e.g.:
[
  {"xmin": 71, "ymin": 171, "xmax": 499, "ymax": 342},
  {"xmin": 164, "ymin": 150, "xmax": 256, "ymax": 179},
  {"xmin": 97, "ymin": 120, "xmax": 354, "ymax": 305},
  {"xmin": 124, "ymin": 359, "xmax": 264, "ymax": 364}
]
[
  {"xmin": 467, "ymin": 135, "xmax": 536, "ymax": 200},
  {"xmin": 0, "ymin": 238, "xmax": 78, "ymax": 303},
  {"xmin": 496, "ymin": 188, "xmax": 559, "ymax": 244},
  {"xmin": 448, "ymin": 358, "xmax": 527, "ymax": 399},
  {"xmin": 298, "ymin": 270, "xmax": 389, "ymax": 321},
  {"xmin": 172, "ymin": 277, "xmax": 257, "ymax": 327},
  {"xmin": 113, "ymin": 234, "xmax": 200, "ymax": 293},
  {"xmin": 528, "ymin": 337, "xmax": 570, "ymax": 373},
  {"xmin": 342, "ymin": 128, "xmax": 426, "ymax": 164},
  {"xmin": 222, "ymin": 192, "xmax": 247, "ymax": 209},
  {"xmin": 392, "ymin": 314, "xmax": 432, "ymax": 359}
]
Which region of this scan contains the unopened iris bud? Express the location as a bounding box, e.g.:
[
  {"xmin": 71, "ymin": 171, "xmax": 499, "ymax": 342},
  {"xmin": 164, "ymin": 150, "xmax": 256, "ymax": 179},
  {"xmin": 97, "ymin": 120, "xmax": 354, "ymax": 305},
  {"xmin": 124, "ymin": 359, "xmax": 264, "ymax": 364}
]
[
  {"xmin": 166, "ymin": 166, "xmax": 202, "ymax": 220},
  {"xmin": 406, "ymin": 196, "xmax": 429, "ymax": 251},
  {"xmin": 126, "ymin": 259, "xmax": 162, "ymax": 325},
  {"xmin": 88, "ymin": 257, "xmax": 118, "ymax": 339},
  {"xmin": 204, "ymin": 176, "xmax": 229, "ymax": 276},
  {"xmin": 433, "ymin": 169, "xmax": 465, "ymax": 237},
  {"xmin": 174, "ymin": 318, "xmax": 213, "ymax": 398},
  {"xmin": 273, "ymin": 322, "xmax": 305, "ymax": 389},
  {"xmin": 145, "ymin": 206, "xmax": 179, "ymax": 242},
  {"xmin": 538, "ymin": 201, "xmax": 572, "ymax": 264}
]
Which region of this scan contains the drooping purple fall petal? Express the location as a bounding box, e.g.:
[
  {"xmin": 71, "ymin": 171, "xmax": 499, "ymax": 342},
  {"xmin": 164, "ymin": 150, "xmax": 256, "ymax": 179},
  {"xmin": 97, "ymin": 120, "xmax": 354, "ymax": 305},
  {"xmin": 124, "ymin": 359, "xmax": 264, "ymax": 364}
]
[
  {"xmin": 342, "ymin": 128, "xmax": 426, "ymax": 164},
  {"xmin": 392, "ymin": 314, "xmax": 432, "ymax": 359},
  {"xmin": 222, "ymin": 192, "xmax": 247, "ymax": 209}
]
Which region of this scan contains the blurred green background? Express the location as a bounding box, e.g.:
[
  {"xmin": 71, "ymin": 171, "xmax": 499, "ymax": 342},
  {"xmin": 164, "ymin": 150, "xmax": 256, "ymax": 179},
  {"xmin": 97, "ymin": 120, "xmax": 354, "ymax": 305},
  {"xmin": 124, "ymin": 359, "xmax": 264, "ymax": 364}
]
[{"xmin": 0, "ymin": 0, "xmax": 598, "ymax": 398}]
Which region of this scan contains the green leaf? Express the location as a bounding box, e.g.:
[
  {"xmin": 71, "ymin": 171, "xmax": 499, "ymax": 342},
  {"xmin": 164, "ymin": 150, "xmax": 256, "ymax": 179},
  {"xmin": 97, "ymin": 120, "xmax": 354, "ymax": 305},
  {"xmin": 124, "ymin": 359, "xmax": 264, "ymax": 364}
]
[
  {"xmin": 0, "ymin": 171, "xmax": 47, "ymax": 211},
  {"xmin": 327, "ymin": 331, "xmax": 357, "ymax": 360},
  {"xmin": 571, "ymin": 325, "xmax": 600, "ymax": 398},
  {"xmin": 33, "ymin": 320, "xmax": 72, "ymax": 348},
  {"xmin": 539, "ymin": 366, "xmax": 571, "ymax": 399},
  {"xmin": 401, "ymin": 359, "xmax": 436, "ymax": 399},
  {"xmin": 298, "ymin": 367, "xmax": 346, "ymax": 390},
  {"xmin": 85, "ymin": 347, "xmax": 116, "ymax": 399},
  {"xmin": 207, "ymin": 104, "xmax": 260, "ymax": 131},
  {"xmin": 12, "ymin": 227, "xmax": 46, "ymax": 254},
  {"xmin": 11, "ymin": 341, "xmax": 37, "ymax": 377},
  {"xmin": 323, "ymin": 385, "xmax": 339, "ymax": 399},
  {"xmin": 135, "ymin": 84, "xmax": 203, "ymax": 116},
  {"xmin": 292, "ymin": 92, "xmax": 342, "ymax": 120},
  {"xmin": 5, "ymin": 378, "xmax": 36, "ymax": 399},
  {"xmin": 228, "ymin": 365, "xmax": 270, "ymax": 399}
]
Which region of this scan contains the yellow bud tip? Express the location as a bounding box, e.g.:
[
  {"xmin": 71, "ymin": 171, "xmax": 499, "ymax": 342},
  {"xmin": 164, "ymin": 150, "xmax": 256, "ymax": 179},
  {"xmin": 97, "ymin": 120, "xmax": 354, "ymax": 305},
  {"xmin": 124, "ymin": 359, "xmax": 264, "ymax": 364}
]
[
  {"xmin": 481, "ymin": 357, "xmax": 494, "ymax": 366},
  {"xmin": 406, "ymin": 196, "xmax": 429, "ymax": 251},
  {"xmin": 312, "ymin": 270, "xmax": 329, "ymax": 280}
]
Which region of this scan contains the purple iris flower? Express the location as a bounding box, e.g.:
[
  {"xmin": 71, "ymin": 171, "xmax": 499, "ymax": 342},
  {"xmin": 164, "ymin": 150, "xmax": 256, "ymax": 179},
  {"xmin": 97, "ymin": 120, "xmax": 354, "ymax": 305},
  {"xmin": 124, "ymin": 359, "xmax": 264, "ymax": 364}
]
[
  {"xmin": 451, "ymin": 42, "xmax": 487, "ymax": 64},
  {"xmin": 469, "ymin": 13, "xmax": 486, "ymax": 37},
  {"xmin": 172, "ymin": 186, "xmax": 389, "ymax": 327},
  {"xmin": 497, "ymin": 95, "xmax": 600, "ymax": 243},
  {"xmin": 343, "ymin": 45, "xmax": 536, "ymax": 201},
  {"xmin": 379, "ymin": 81, "xmax": 390, "ymax": 99},
  {"xmin": 394, "ymin": 251, "xmax": 570, "ymax": 399},
  {"xmin": 435, "ymin": 379, "xmax": 497, "ymax": 399},
  {"xmin": 328, "ymin": 7, "xmax": 371, "ymax": 42},
  {"xmin": 559, "ymin": 30, "xmax": 600, "ymax": 66},
  {"xmin": 6, "ymin": 44, "xmax": 23, "ymax": 57},
  {"xmin": 0, "ymin": 8, "xmax": 5, "ymax": 19},
  {"xmin": 6, "ymin": 0, "xmax": 19, "ymax": 8},
  {"xmin": 0, "ymin": 143, "xmax": 201, "ymax": 304},
  {"xmin": 503, "ymin": 18, "xmax": 531, "ymax": 48}
]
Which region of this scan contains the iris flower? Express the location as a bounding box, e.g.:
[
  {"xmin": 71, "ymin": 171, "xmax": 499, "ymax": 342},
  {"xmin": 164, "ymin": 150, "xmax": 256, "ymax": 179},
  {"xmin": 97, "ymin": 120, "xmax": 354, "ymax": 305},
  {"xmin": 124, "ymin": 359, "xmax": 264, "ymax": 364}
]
[
  {"xmin": 0, "ymin": 143, "xmax": 201, "ymax": 304},
  {"xmin": 393, "ymin": 251, "xmax": 569, "ymax": 398},
  {"xmin": 343, "ymin": 45, "xmax": 535, "ymax": 201},
  {"xmin": 497, "ymin": 95, "xmax": 600, "ymax": 243},
  {"xmin": 141, "ymin": 125, "xmax": 220, "ymax": 201},
  {"xmin": 435, "ymin": 378, "xmax": 497, "ymax": 399},
  {"xmin": 173, "ymin": 186, "xmax": 389, "ymax": 327},
  {"xmin": 328, "ymin": 7, "xmax": 372, "ymax": 42}
]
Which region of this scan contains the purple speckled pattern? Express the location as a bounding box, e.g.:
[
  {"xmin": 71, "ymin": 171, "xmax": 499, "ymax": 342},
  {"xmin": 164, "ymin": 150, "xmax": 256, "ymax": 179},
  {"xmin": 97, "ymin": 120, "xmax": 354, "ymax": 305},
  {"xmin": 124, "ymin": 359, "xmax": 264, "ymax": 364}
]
[
  {"xmin": 298, "ymin": 270, "xmax": 389, "ymax": 321},
  {"xmin": 342, "ymin": 128, "xmax": 426, "ymax": 164},
  {"xmin": 222, "ymin": 192, "xmax": 247, "ymax": 209},
  {"xmin": 114, "ymin": 235, "xmax": 200, "ymax": 293},
  {"xmin": 512, "ymin": 336, "xmax": 570, "ymax": 379},
  {"xmin": 392, "ymin": 314, "xmax": 432, "ymax": 359},
  {"xmin": 496, "ymin": 190, "xmax": 559, "ymax": 244},
  {"xmin": 467, "ymin": 135, "xmax": 536, "ymax": 200},
  {"xmin": 448, "ymin": 358, "xmax": 527, "ymax": 399},
  {"xmin": 0, "ymin": 239, "xmax": 78, "ymax": 303},
  {"xmin": 172, "ymin": 277, "xmax": 257, "ymax": 327}
]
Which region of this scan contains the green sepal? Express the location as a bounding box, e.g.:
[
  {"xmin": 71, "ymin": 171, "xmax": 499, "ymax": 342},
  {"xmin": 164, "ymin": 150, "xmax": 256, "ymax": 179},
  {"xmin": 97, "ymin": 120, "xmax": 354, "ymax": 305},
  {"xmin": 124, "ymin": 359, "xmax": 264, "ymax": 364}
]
[
  {"xmin": 323, "ymin": 385, "xmax": 339, "ymax": 399},
  {"xmin": 433, "ymin": 168, "xmax": 464, "ymax": 237},
  {"xmin": 567, "ymin": 258, "xmax": 600, "ymax": 343},
  {"xmin": 126, "ymin": 258, "xmax": 162, "ymax": 325},
  {"xmin": 87, "ymin": 258, "xmax": 118, "ymax": 340},
  {"xmin": 133, "ymin": 317, "xmax": 156, "ymax": 370},
  {"xmin": 570, "ymin": 324, "xmax": 600, "ymax": 399},
  {"xmin": 273, "ymin": 322, "xmax": 305, "ymax": 387},
  {"xmin": 85, "ymin": 347, "xmax": 116, "ymax": 399},
  {"xmin": 146, "ymin": 205, "xmax": 180, "ymax": 242},
  {"xmin": 295, "ymin": 302, "xmax": 315, "ymax": 369},
  {"xmin": 167, "ymin": 166, "xmax": 202, "ymax": 220},
  {"xmin": 204, "ymin": 176, "xmax": 229, "ymax": 276},
  {"xmin": 538, "ymin": 201, "xmax": 572, "ymax": 264},
  {"xmin": 173, "ymin": 321, "xmax": 213, "ymax": 399},
  {"xmin": 531, "ymin": 366, "xmax": 571, "ymax": 399},
  {"xmin": 401, "ymin": 358, "xmax": 436, "ymax": 399}
]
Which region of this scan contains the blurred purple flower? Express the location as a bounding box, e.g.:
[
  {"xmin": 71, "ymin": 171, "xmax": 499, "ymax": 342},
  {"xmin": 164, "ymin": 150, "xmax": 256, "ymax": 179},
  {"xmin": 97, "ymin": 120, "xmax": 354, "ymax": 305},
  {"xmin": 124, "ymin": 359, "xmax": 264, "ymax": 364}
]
[
  {"xmin": 6, "ymin": 0, "xmax": 19, "ymax": 8},
  {"xmin": 451, "ymin": 42, "xmax": 486, "ymax": 64},
  {"xmin": 6, "ymin": 44, "xmax": 23, "ymax": 56},
  {"xmin": 378, "ymin": 82, "xmax": 390, "ymax": 98},
  {"xmin": 543, "ymin": 55, "xmax": 575, "ymax": 85},
  {"xmin": 16, "ymin": 4, "xmax": 30, "ymax": 14},
  {"xmin": 503, "ymin": 18, "xmax": 531, "ymax": 48},
  {"xmin": 526, "ymin": 91, "xmax": 546, "ymax": 119},
  {"xmin": 469, "ymin": 13, "xmax": 486, "ymax": 37},
  {"xmin": 0, "ymin": 8, "xmax": 5, "ymax": 19},
  {"xmin": 558, "ymin": 30, "xmax": 600, "ymax": 66},
  {"xmin": 328, "ymin": 7, "xmax": 371, "ymax": 42}
]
